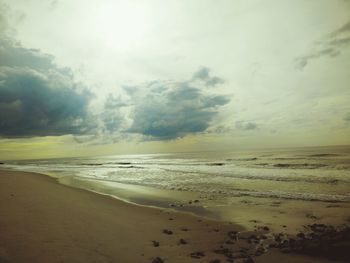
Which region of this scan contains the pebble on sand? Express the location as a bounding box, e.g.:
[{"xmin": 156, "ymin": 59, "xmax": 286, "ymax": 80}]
[
  {"xmin": 152, "ymin": 240, "xmax": 160, "ymax": 247},
  {"xmin": 190, "ymin": 251, "xmax": 205, "ymax": 259},
  {"xmin": 179, "ymin": 238, "xmax": 188, "ymax": 245},
  {"xmin": 152, "ymin": 257, "xmax": 164, "ymax": 263}
]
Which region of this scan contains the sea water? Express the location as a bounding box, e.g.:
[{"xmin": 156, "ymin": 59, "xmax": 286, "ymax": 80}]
[{"xmin": 4, "ymin": 145, "xmax": 350, "ymax": 204}]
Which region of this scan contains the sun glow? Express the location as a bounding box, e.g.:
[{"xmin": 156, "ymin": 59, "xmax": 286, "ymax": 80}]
[{"xmin": 91, "ymin": 1, "xmax": 150, "ymax": 50}]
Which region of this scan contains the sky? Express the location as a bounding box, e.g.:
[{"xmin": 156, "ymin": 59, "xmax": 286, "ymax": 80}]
[{"xmin": 0, "ymin": 0, "xmax": 350, "ymax": 160}]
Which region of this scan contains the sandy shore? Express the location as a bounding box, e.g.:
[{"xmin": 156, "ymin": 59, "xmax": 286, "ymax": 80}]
[
  {"xmin": 0, "ymin": 170, "xmax": 348, "ymax": 263},
  {"xmin": 57, "ymin": 175, "xmax": 350, "ymax": 234}
]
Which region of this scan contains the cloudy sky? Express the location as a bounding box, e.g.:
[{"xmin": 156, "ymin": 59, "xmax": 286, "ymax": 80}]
[{"xmin": 0, "ymin": 0, "xmax": 349, "ymax": 160}]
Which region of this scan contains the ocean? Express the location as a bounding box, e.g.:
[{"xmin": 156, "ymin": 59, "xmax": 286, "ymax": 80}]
[{"xmin": 4, "ymin": 145, "xmax": 350, "ymax": 206}]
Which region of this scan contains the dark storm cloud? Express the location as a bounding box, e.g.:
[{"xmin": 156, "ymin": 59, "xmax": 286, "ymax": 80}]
[
  {"xmin": 0, "ymin": 66, "xmax": 94, "ymax": 137},
  {"xmin": 295, "ymin": 48, "xmax": 340, "ymax": 69},
  {"xmin": 101, "ymin": 95, "xmax": 127, "ymax": 133},
  {"xmin": 235, "ymin": 121, "xmax": 258, "ymax": 130},
  {"xmin": 328, "ymin": 36, "xmax": 350, "ymax": 46},
  {"xmin": 333, "ymin": 21, "xmax": 350, "ymax": 35},
  {"xmin": 126, "ymin": 73, "xmax": 230, "ymax": 140},
  {"xmin": 0, "ymin": 37, "xmax": 95, "ymax": 137},
  {"xmin": 0, "ymin": 5, "xmax": 228, "ymax": 141},
  {"xmin": 0, "ymin": 4, "xmax": 96, "ymax": 138},
  {"xmin": 295, "ymin": 20, "xmax": 350, "ymax": 70},
  {"xmin": 192, "ymin": 67, "xmax": 211, "ymax": 81},
  {"xmin": 192, "ymin": 67, "xmax": 225, "ymax": 87},
  {"xmin": 0, "ymin": 39, "xmax": 57, "ymax": 70}
]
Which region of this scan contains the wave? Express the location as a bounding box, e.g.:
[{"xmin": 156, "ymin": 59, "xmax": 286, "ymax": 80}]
[
  {"xmin": 308, "ymin": 153, "xmax": 341, "ymax": 157},
  {"xmin": 80, "ymin": 176, "xmax": 350, "ymax": 203},
  {"xmin": 207, "ymin": 163, "xmax": 225, "ymax": 166},
  {"xmin": 161, "ymin": 167, "xmax": 350, "ymax": 184},
  {"xmin": 226, "ymin": 158, "xmax": 258, "ymax": 161},
  {"xmin": 272, "ymin": 163, "xmax": 328, "ymax": 169}
]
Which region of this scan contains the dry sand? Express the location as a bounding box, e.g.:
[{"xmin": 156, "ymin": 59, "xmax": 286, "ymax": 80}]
[{"xmin": 0, "ymin": 170, "xmax": 348, "ymax": 263}]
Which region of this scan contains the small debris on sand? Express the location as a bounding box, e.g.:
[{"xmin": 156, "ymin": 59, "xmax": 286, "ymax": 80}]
[
  {"xmin": 190, "ymin": 251, "xmax": 205, "ymax": 259},
  {"xmin": 152, "ymin": 257, "xmax": 164, "ymax": 263},
  {"xmin": 179, "ymin": 238, "xmax": 187, "ymax": 245},
  {"xmin": 243, "ymin": 257, "xmax": 255, "ymax": 263},
  {"xmin": 305, "ymin": 213, "xmax": 318, "ymax": 219},
  {"xmin": 152, "ymin": 240, "xmax": 160, "ymax": 247},
  {"xmin": 227, "ymin": 231, "xmax": 238, "ymax": 240},
  {"xmin": 162, "ymin": 229, "xmax": 173, "ymax": 235}
]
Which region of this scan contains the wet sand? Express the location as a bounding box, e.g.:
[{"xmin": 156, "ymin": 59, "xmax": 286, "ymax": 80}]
[
  {"xmin": 58, "ymin": 175, "xmax": 350, "ymax": 234},
  {"xmin": 0, "ymin": 170, "xmax": 349, "ymax": 263}
]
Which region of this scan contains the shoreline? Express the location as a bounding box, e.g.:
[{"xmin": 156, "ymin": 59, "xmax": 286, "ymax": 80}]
[
  {"xmin": 1, "ymin": 169, "xmax": 349, "ymax": 263},
  {"xmin": 1, "ymin": 167, "xmax": 223, "ymax": 221},
  {"xmin": 51, "ymin": 169, "xmax": 350, "ymax": 234},
  {"xmin": 3, "ymin": 165, "xmax": 350, "ymax": 233}
]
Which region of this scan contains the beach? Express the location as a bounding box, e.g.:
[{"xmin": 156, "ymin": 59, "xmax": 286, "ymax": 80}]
[
  {"xmin": 0, "ymin": 170, "xmax": 237, "ymax": 263},
  {"xmin": 1, "ymin": 169, "xmax": 349, "ymax": 263},
  {"xmin": 1, "ymin": 0, "xmax": 350, "ymax": 261},
  {"xmin": 3, "ymin": 146, "xmax": 350, "ymax": 235}
]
